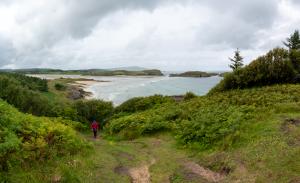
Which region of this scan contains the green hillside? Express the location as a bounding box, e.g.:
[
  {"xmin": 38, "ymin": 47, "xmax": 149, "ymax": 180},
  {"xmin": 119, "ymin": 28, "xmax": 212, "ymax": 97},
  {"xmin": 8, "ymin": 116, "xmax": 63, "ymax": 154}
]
[{"xmin": 106, "ymin": 84, "xmax": 300, "ymax": 182}]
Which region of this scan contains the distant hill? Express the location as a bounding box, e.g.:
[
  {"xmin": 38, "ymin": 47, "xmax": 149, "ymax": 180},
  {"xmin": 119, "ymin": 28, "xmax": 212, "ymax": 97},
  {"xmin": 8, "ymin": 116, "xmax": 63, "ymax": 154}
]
[
  {"xmin": 107, "ymin": 66, "xmax": 148, "ymax": 71},
  {"xmin": 1, "ymin": 68, "xmax": 164, "ymax": 76},
  {"xmin": 169, "ymin": 71, "xmax": 219, "ymax": 78}
]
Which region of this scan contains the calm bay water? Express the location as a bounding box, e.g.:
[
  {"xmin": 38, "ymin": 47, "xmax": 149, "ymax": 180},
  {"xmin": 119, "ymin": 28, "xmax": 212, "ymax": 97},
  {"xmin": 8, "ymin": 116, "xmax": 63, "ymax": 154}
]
[{"xmin": 30, "ymin": 74, "xmax": 222, "ymax": 105}]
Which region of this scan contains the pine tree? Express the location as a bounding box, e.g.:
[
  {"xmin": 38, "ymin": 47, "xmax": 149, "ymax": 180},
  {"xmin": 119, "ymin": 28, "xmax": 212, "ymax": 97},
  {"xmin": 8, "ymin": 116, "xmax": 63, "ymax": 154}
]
[
  {"xmin": 229, "ymin": 48, "xmax": 243, "ymax": 71},
  {"xmin": 283, "ymin": 30, "xmax": 300, "ymax": 50},
  {"xmin": 283, "ymin": 30, "xmax": 300, "ymax": 73}
]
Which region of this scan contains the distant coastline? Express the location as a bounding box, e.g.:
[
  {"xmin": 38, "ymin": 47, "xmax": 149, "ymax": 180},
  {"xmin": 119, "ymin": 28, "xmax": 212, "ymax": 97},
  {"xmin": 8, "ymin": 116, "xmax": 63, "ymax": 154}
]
[{"xmin": 1, "ymin": 68, "xmax": 164, "ymax": 76}]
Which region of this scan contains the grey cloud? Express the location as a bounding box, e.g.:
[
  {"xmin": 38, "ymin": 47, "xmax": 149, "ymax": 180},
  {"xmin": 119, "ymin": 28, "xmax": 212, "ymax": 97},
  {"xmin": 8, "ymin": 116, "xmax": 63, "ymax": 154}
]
[
  {"xmin": 16, "ymin": 0, "xmax": 166, "ymax": 49},
  {"xmin": 59, "ymin": 0, "xmax": 164, "ymax": 38},
  {"xmin": 0, "ymin": 37, "xmax": 15, "ymax": 67},
  {"xmin": 290, "ymin": 0, "xmax": 300, "ymax": 5},
  {"xmin": 196, "ymin": 0, "xmax": 279, "ymax": 49}
]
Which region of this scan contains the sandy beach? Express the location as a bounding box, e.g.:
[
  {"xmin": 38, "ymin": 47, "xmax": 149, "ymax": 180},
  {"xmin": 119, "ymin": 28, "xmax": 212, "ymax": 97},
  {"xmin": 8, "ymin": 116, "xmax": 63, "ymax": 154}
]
[{"xmin": 74, "ymin": 80, "xmax": 101, "ymax": 87}]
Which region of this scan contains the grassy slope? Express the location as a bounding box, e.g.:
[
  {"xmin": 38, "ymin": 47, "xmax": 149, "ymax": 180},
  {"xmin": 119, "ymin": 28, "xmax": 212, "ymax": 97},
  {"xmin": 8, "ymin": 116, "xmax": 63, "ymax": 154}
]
[
  {"xmin": 106, "ymin": 84, "xmax": 300, "ymax": 182},
  {"xmin": 3, "ymin": 79, "xmax": 300, "ymax": 182},
  {"xmin": 45, "ymin": 78, "xmax": 78, "ymax": 101},
  {"xmin": 10, "ymin": 133, "xmax": 210, "ymax": 183}
]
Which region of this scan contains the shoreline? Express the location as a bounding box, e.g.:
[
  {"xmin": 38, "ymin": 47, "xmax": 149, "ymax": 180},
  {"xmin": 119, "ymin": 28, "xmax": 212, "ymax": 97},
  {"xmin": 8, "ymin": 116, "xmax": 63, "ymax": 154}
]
[{"xmin": 68, "ymin": 79, "xmax": 105, "ymax": 100}]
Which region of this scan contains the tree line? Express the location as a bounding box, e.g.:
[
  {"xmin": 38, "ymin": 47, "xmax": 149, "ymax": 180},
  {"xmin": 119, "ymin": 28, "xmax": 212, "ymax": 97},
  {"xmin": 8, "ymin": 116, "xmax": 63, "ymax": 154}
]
[{"xmin": 211, "ymin": 30, "xmax": 300, "ymax": 93}]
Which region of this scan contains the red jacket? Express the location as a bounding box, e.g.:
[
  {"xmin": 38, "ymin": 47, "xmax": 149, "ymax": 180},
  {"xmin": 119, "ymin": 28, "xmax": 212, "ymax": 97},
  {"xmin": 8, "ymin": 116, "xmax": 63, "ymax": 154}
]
[{"xmin": 91, "ymin": 121, "xmax": 99, "ymax": 129}]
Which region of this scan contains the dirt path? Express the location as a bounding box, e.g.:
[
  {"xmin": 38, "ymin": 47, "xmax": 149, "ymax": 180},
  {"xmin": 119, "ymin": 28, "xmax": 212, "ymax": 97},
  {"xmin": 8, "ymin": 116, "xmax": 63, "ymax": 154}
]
[
  {"xmin": 84, "ymin": 134, "xmax": 225, "ymax": 182},
  {"xmin": 184, "ymin": 161, "xmax": 225, "ymax": 182},
  {"xmin": 127, "ymin": 159, "xmax": 156, "ymax": 183}
]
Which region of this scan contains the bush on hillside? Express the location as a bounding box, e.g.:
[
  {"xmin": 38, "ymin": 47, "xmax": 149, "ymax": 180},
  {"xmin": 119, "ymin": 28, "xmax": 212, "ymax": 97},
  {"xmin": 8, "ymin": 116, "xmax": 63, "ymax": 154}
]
[
  {"xmin": 114, "ymin": 95, "xmax": 174, "ymax": 115},
  {"xmin": 183, "ymin": 92, "xmax": 197, "ymax": 101},
  {"xmin": 0, "ymin": 74, "xmax": 82, "ymax": 121},
  {"xmin": 107, "ymin": 104, "xmax": 180, "ymax": 139},
  {"xmin": 0, "ymin": 75, "xmax": 56, "ymax": 116},
  {"xmin": 0, "ymin": 74, "xmax": 113, "ymax": 125},
  {"xmin": 55, "ymin": 83, "xmax": 67, "ymax": 91},
  {"xmin": 210, "ymin": 48, "xmax": 296, "ymax": 93},
  {"xmin": 73, "ymin": 99, "xmax": 113, "ymax": 126},
  {"xmin": 175, "ymin": 105, "xmax": 253, "ymax": 150},
  {"xmin": 0, "ymin": 100, "xmax": 88, "ymax": 172},
  {"xmin": 0, "ymin": 72, "xmax": 48, "ymax": 92}
]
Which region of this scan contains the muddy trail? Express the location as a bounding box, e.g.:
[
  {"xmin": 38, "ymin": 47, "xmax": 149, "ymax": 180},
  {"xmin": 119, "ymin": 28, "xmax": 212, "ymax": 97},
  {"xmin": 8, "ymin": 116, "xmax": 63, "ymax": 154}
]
[{"xmin": 85, "ymin": 134, "xmax": 225, "ymax": 183}]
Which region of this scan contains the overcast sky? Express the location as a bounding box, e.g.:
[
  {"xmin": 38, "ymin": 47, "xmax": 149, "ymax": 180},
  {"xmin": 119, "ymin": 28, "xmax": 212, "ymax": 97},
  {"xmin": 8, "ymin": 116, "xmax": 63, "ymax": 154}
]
[{"xmin": 0, "ymin": 0, "xmax": 299, "ymax": 71}]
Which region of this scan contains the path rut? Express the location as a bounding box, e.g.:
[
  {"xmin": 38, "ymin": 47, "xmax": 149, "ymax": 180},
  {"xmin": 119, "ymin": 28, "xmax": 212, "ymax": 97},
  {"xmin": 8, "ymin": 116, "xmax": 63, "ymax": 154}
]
[
  {"xmin": 184, "ymin": 161, "xmax": 225, "ymax": 182},
  {"xmin": 128, "ymin": 159, "xmax": 156, "ymax": 183}
]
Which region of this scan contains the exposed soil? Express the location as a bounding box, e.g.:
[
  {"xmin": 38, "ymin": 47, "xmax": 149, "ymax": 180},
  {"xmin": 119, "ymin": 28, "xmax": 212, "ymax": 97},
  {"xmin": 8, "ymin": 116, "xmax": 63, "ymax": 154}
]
[
  {"xmin": 114, "ymin": 165, "xmax": 129, "ymax": 175},
  {"xmin": 128, "ymin": 165, "xmax": 151, "ymax": 183},
  {"xmin": 183, "ymin": 161, "xmax": 225, "ymax": 183},
  {"xmin": 151, "ymin": 139, "xmax": 162, "ymax": 147},
  {"xmin": 115, "ymin": 151, "xmax": 135, "ymax": 161},
  {"xmin": 51, "ymin": 174, "xmax": 62, "ymax": 182},
  {"xmin": 128, "ymin": 159, "xmax": 156, "ymax": 183},
  {"xmin": 281, "ymin": 118, "xmax": 300, "ymax": 146},
  {"xmin": 114, "ymin": 159, "xmax": 156, "ymax": 183},
  {"xmin": 284, "ymin": 118, "xmax": 300, "ymax": 127}
]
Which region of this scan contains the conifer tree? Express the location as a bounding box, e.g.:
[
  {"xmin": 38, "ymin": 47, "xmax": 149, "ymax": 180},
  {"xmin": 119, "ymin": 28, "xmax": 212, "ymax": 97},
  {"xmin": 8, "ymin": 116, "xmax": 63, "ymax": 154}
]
[
  {"xmin": 284, "ymin": 30, "xmax": 300, "ymax": 50},
  {"xmin": 229, "ymin": 48, "xmax": 243, "ymax": 71},
  {"xmin": 284, "ymin": 30, "xmax": 300, "ymax": 73}
]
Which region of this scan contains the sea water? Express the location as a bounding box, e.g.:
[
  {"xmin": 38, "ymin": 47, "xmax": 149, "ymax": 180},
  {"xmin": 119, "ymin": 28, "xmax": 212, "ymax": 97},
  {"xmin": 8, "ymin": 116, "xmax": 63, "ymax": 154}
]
[{"xmin": 29, "ymin": 74, "xmax": 222, "ymax": 105}]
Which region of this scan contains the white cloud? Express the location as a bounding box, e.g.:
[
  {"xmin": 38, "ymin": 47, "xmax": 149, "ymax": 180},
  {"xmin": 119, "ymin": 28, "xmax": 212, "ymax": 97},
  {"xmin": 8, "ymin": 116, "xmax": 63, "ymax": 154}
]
[{"xmin": 0, "ymin": 0, "xmax": 299, "ymax": 71}]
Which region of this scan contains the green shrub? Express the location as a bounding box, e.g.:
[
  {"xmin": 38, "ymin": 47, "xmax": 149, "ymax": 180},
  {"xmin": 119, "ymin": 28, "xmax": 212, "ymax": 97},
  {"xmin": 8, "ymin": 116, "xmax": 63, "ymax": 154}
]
[
  {"xmin": 183, "ymin": 92, "xmax": 197, "ymax": 101},
  {"xmin": 0, "ymin": 100, "xmax": 88, "ymax": 171},
  {"xmin": 55, "ymin": 83, "xmax": 67, "ymax": 91},
  {"xmin": 0, "ymin": 74, "xmax": 81, "ymax": 120},
  {"xmin": 175, "ymin": 105, "xmax": 253, "ymax": 150},
  {"xmin": 0, "ymin": 72, "xmax": 48, "ymax": 92},
  {"xmin": 114, "ymin": 95, "xmax": 174, "ymax": 115},
  {"xmin": 73, "ymin": 99, "xmax": 114, "ymax": 126},
  {"xmin": 0, "ymin": 75, "xmax": 57, "ymax": 116},
  {"xmin": 107, "ymin": 103, "xmax": 179, "ymax": 138}
]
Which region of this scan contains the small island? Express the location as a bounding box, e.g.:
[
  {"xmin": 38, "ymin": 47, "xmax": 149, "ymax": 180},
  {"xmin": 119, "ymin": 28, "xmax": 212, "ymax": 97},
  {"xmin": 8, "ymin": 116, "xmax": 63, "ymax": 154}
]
[{"xmin": 169, "ymin": 71, "xmax": 218, "ymax": 78}]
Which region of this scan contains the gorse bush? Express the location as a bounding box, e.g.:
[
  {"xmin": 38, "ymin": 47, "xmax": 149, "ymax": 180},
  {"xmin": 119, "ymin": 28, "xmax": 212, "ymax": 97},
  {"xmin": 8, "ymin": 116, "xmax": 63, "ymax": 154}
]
[
  {"xmin": 114, "ymin": 95, "xmax": 174, "ymax": 116},
  {"xmin": 0, "ymin": 99, "xmax": 88, "ymax": 172},
  {"xmin": 210, "ymin": 48, "xmax": 296, "ymax": 93}
]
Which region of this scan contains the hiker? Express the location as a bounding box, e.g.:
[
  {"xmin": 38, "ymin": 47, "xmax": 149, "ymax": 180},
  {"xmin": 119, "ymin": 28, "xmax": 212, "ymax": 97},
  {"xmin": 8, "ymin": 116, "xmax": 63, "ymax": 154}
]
[{"xmin": 91, "ymin": 120, "xmax": 99, "ymax": 138}]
